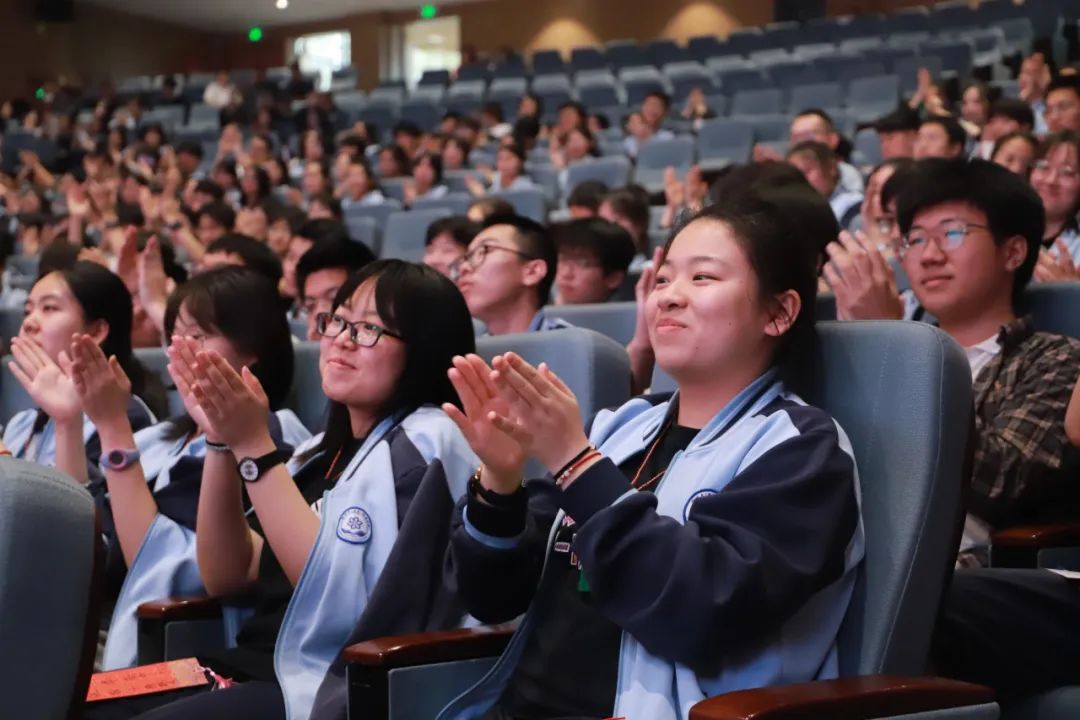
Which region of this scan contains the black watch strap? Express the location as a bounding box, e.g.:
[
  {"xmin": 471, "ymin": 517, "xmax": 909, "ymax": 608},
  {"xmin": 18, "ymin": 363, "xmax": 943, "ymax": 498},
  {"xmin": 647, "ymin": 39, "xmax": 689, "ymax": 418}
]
[{"xmin": 237, "ymin": 449, "xmax": 291, "ymax": 483}]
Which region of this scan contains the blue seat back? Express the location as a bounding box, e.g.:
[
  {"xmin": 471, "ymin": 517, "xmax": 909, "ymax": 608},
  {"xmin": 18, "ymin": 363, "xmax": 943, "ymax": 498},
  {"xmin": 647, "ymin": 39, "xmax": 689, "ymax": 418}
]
[
  {"xmin": 1021, "ymin": 282, "xmax": 1080, "ymax": 339},
  {"xmin": 493, "ymin": 188, "xmax": 547, "ymax": 223},
  {"xmin": 286, "ymin": 342, "xmax": 326, "ymax": 434},
  {"xmin": 380, "ymin": 208, "xmax": 454, "ymax": 262},
  {"xmin": 544, "ymin": 302, "xmax": 637, "ymax": 346}
]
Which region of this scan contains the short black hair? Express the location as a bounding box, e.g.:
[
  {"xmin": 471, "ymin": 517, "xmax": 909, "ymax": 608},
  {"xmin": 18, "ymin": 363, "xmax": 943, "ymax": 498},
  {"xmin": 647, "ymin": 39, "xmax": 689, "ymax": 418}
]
[
  {"xmin": 197, "ymin": 201, "xmax": 236, "ymax": 231},
  {"xmin": 295, "ymin": 239, "xmax": 375, "ymax": 299},
  {"xmin": 557, "ymin": 101, "xmax": 587, "ymax": 121},
  {"xmin": 795, "ymin": 108, "xmax": 837, "ymax": 131},
  {"xmin": 309, "ymin": 192, "xmax": 342, "ymax": 219},
  {"xmin": 339, "ymin": 135, "xmax": 367, "ymax": 156},
  {"xmin": 483, "ymin": 213, "xmax": 556, "ymax": 308},
  {"xmin": 643, "ymin": 90, "xmax": 671, "ymax": 109},
  {"xmin": 896, "ymin": 158, "xmax": 1044, "ymax": 308},
  {"xmin": 989, "ymin": 98, "xmax": 1036, "ymax": 129},
  {"xmin": 482, "ymin": 102, "xmax": 505, "ymax": 123},
  {"xmin": 991, "ymin": 130, "xmax": 1039, "ymax": 164},
  {"xmin": 602, "ymin": 186, "xmax": 650, "ymax": 250},
  {"xmin": 205, "ymin": 233, "xmax": 284, "ymax": 286},
  {"xmin": 880, "ymin": 161, "xmax": 917, "ymax": 212},
  {"xmin": 297, "ymin": 218, "xmax": 352, "ymax": 245},
  {"xmin": 194, "ymin": 179, "xmax": 224, "ymax": 201},
  {"xmin": 116, "ymin": 203, "xmax": 146, "ymax": 228},
  {"xmin": 920, "ymin": 116, "xmax": 966, "ymax": 148},
  {"xmin": 554, "ymin": 218, "xmax": 636, "ymax": 277},
  {"xmin": 393, "ymin": 121, "xmax": 422, "ymax": 139},
  {"xmin": 379, "ymin": 144, "xmax": 412, "ymax": 176},
  {"xmin": 176, "ymin": 141, "xmax": 204, "ymax": 159},
  {"xmin": 413, "ymin": 151, "xmax": 443, "ymax": 184},
  {"xmin": 787, "ymin": 139, "xmax": 838, "ymax": 168},
  {"xmin": 875, "ymin": 106, "xmax": 921, "ymax": 133},
  {"xmin": 426, "ymin": 216, "xmax": 481, "ymax": 248},
  {"xmin": 467, "ymin": 197, "xmax": 515, "ymax": 221},
  {"xmin": 1047, "ymin": 74, "xmax": 1080, "ymax": 103},
  {"xmin": 499, "ymin": 143, "xmax": 526, "ymax": 164},
  {"xmin": 567, "ymin": 180, "xmax": 609, "ymax": 211},
  {"xmin": 268, "ymin": 204, "xmax": 307, "ymax": 234}
]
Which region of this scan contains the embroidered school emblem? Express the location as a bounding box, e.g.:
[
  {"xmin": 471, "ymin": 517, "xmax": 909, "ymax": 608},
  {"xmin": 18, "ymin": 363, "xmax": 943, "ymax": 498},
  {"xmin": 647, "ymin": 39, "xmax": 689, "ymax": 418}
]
[
  {"xmin": 337, "ymin": 507, "xmax": 373, "ymax": 544},
  {"xmin": 683, "ymin": 489, "xmax": 718, "ymax": 522}
]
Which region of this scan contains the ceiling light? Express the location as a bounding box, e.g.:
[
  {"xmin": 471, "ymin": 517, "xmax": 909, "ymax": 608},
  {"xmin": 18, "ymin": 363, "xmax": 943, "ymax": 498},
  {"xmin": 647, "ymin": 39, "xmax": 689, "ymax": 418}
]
[{"xmin": 276, "ymin": 0, "xmax": 289, "ymax": 9}]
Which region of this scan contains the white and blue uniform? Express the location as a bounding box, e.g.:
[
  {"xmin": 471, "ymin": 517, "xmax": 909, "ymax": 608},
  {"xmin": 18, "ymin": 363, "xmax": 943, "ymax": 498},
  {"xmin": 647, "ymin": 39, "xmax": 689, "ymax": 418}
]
[
  {"xmin": 829, "ymin": 186, "xmax": 864, "ymax": 234},
  {"xmin": 100, "ymin": 410, "xmax": 311, "ymax": 670},
  {"xmin": 276, "ymin": 407, "xmax": 479, "ymax": 720},
  {"xmin": 438, "ymin": 370, "xmax": 864, "ymax": 720}
]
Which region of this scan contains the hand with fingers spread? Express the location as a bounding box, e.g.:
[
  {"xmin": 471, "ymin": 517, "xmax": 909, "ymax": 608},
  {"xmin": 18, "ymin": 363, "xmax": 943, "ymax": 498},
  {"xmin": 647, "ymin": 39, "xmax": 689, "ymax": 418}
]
[
  {"xmin": 487, "ymin": 353, "xmax": 590, "ymax": 475},
  {"xmin": 69, "ymin": 334, "xmax": 131, "ymax": 429},
  {"xmin": 9, "ymin": 336, "xmax": 81, "ymax": 422},
  {"xmin": 627, "ymin": 246, "xmax": 663, "ymax": 393},
  {"xmin": 823, "ymin": 230, "xmax": 903, "ymax": 321},
  {"xmin": 116, "ymin": 227, "xmax": 140, "ymax": 293},
  {"xmin": 442, "ymin": 354, "xmax": 526, "ymax": 494},
  {"xmin": 189, "ymin": 350, "xmax": 272, "ymax": 454},
  {"xmin": 166, "ymin": 336, "xmax": 215, "ymax": 433},
  {"xmin": 1034, "ymin": 239, "xmax": 1080, "ymax": 282}
]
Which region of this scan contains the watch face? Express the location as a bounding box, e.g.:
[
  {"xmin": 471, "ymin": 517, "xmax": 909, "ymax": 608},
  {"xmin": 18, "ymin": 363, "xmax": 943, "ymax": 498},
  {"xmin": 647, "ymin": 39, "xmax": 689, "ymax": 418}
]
[
  {"xmin": 239, "ymin": 459, "xmax": 260, "ymax": 482},
  {"xmin": 106, "ymin": 450, "xmax": 127, "ymax": 469}
]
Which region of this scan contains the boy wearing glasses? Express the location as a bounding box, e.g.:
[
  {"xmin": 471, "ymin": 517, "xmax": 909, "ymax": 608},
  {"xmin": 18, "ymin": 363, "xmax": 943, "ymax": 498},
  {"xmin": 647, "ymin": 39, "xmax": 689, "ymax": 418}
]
[
  {"xmin": 453, "ymin": 214, "xmax": 571, "ymax": 335},
  {"xmin": 843, "ymin": 158, "xmax": 1080, "ymax": 565}
]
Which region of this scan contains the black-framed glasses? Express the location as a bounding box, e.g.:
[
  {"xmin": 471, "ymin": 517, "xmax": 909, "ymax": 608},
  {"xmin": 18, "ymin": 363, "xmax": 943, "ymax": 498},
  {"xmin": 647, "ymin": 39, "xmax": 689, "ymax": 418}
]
[
  {"xmin": 898, "ymin": 220, "xmax": 989, "ymax": 258},
  {"xmin": 315, "ymin": 312, "xmax": 401, "ymax": 347},
  {"xmin": 449, "ymin": 243, "xmax": 537, "ymax": 281}
]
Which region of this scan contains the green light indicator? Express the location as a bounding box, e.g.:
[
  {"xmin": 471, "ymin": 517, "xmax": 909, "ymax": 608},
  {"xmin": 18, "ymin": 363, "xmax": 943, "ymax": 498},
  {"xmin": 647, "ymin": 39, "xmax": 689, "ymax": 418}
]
[
  {"xmin": 419, "ymin": 4, "xmax": 437, "ymax": 19},
  {"xmin": 248, "ymin": 26, "xmax": 264, "ymax": 42},
  {"xmin": 35, "ymin": 87, "xmax": 46, "ymax": 100}
]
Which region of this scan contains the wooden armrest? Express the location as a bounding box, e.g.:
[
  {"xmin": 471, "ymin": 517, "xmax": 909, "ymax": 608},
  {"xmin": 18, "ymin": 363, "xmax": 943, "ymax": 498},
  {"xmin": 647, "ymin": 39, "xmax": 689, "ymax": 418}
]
[
  {"xmin": 689, "ymin": 675, "xmax": 995, "ymax": 720},
  {"xmin": 136, "ymin": 597, "xmax": 223, "ymax": 621},
  {"xmin": 992, "ymin": 523, "xmax": 1080, "ymax": 549},
  {"xmin": 343, "ymin": 624, "xmax": 514, "ymax": 669}
]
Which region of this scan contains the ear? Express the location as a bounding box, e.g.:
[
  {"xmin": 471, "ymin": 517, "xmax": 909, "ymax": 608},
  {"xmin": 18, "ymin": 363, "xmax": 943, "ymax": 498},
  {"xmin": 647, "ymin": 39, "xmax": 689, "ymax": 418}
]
[
  {"xmin": 604, "ymin": 270, "xmax": 626, "ymax": 293},
  {"xmin": 85, "ymin": 318, "xmax": 109, "ymax": 346},
  {"xmin": 1001, "ymin": 234, "xmax": 1029, "ymax": 273},
  {"xmin": 763, "ymin": 289, "xmax": 801, "ymax": 339},
  {"xmin": 519, "ymin": 258, "xmax": 549, "ymax": 290}
]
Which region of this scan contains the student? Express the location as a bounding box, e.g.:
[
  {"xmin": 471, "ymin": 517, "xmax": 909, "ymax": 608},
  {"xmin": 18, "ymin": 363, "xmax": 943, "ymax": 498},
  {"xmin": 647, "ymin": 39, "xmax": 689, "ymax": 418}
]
[
  {"xmin": 874, "ymin": 107, "xmax": 920, "ymax": 160},
  {"xmin": 405, "ymin": 151, "xmax": 449, "ymax": 204},
  {"xmin": 423, "ymin": 216, "xmax": 481, "ymax": 278},
  {"xmin": 856, "ymin": 158, "xmax": 915, "ymax": 248},
  {"xmin": 466, "ymin": 144, "xmax": 536, "ymax": 196},
  {"xmin": 73, "ymin": 267, "xmax": 311, "ymax": 675},
  {"xmin": 837, "ymin": 158, "xmax": 1080, "ymax": 565},
  {"xmin": 295, "ymin": 239, "xmax": 376, "ymax": 341},
  {"xmin": 598, "ymin": 186, "xmax": 651, "ymax": 269},
  {"xmin": 566, "ymin": 180, "xmax": 608, "ymax": 218},
  {"xmin": 199, "ymin": 233, "xmax": 284, "ymax": 288},
  {"xmin": 437, "ymin": 190, "xmax": 863, "ymax": 720},
  {"xmin": 786, "ymin": 140, "xmax": 863, "ymax": 232},
  {"xmin": 281, "ymin": 219, "xmax": 350, "ymax": 304},
  {"xmin": 914, "ymin": 117, "xmax": 967, "ymax": 159},
  {"xmin": 760, "ymin": 109, "xmax": 864, "ymax": 193},
  {"xmin": 3, "ymin": 262, "xmax": 163, "ymax": 475},
  {"xmin": 377, "ymin": 144, "xmax": 411, "ymax": 179},
  {"xmin": 554, "ymin": 218, "xmax": 636, "ymax": 304},
  {"xmin": 339, "ymin": 158, "xmax": 386, "ymax": 210},
  {"xmin": 1029, "ymin": 132, "xmax": 1080, "ymax": 280},
  {"xmin": 94, "ymin": 261, "xmax": 480, "ymax": 720},
  {"xmin": 973, "ymin": 99, "xmax": 1036, "ymax": 161},
  {"xmin": 466, "ymin": 197, "xmax": 515, "ymax": 224},
  {"xmin": 1044, "ymin": 75, "xmax": 1080, "ymax": 134},
  {"xmin": 453, "ymin": 214, "xmax": 568, "ymax": 335},
  {"xmin": 990, "ymin": 131, "xmax": 1038, "ymax": 178}
]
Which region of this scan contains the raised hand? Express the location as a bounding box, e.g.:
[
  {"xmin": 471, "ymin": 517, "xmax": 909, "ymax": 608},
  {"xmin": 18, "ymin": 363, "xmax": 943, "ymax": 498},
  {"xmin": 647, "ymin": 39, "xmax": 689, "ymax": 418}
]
[
  {"xmin": 9, "ymin": 336, "xmax": 81, "ymax": 422},
  {"xmin": 189, "ymin": 350, "xmax": 273, "ymax": 454},
  {"xmin": 1034, "ymin": 239, "xmax": 1080, "ymax": 282},
  {"xmin": 116, "ymin": 227, "xmax": 140, "ymax": 293},
  {"xmin": 823, "ymin": 230, "xmax": 903, "ymax": 321},
  {"xmin": 138, "ymin": 236, "xmax": 169, "ymax": 332},
  {"xmin": 442, "ymin": 354, "xmax": 526, "ymax": 493},
  {"xmin": 166, "ymin": 336, "xmax": 214, "ymax": 432},
  {"xmin": 486, "ymin": 353, "xmax": 590, "ymax": 475},
  {"xmin": 69, "ymin": 334, "xmax": 131, "ymax": 428}
]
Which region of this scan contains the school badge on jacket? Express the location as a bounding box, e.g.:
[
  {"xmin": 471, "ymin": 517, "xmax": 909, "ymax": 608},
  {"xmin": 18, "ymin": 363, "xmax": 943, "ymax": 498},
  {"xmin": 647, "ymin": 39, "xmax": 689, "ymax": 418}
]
[{"xmin": 336, "ymin": 507, "xmax": 372, "ymax": 544}]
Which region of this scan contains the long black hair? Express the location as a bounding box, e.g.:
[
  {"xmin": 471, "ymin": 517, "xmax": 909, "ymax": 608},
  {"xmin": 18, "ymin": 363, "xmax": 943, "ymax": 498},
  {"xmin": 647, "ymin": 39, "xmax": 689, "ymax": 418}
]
[
  {"xmin": 306, "ymin": 259, "xmax": 475, "ymax": 460},
  {"xmin": 163, "ymin": 266, "xmax": 294, "ymax": 440},
  {"xmin": 54, "ymin": 262, "xmax": 167, "ymax": 418}
]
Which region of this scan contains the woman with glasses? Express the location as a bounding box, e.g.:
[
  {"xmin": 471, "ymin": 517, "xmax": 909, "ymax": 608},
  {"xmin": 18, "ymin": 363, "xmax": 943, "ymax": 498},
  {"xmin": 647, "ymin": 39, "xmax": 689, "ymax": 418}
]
[
  {"xmin": 1029, "ymin": 131, "xmax": 1080, "ymax": 281},
  {"xmin": 432, "ymin": 190, "xmax": 863, "ymax": 720},
  {"xmin": 92, "ymin": 261, "xmax": 480, "ymax": 720},
  {"xmin": 67, "ymin": 267, "xmax": 310, "ymax": 681},
  {"xmin": 856, "ymin": 158, "xmax": 915, "ymax": 255}
]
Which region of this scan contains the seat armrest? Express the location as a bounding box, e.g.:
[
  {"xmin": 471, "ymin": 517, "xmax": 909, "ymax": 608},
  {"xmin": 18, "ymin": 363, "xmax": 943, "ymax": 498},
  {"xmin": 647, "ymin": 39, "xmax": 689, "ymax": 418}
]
[
  {"xmin": 343, "ymin": 625, "xmax": 514, "ymax": 669},
  {"xmin": 688, "ymin": 675, "xmax": 995, "ymax": 720},
  {"xmin": 136, "ymin": 596, "xmax": 223, "ymax": 621},
  {"xmin": 992, "ymin": 523, "xmax": 1080, "ymax": 548}
]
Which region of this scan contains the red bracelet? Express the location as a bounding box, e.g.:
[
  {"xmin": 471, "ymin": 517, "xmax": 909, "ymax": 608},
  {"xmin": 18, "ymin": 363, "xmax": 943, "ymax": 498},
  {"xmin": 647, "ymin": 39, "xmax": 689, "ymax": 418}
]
[
  {"xmin": 555, "ymin": 449, "xmax": 601, "ymax": 488},
  {"xmin": 0, "ymin": 451, "xmax": 12, "ymax": 457}
]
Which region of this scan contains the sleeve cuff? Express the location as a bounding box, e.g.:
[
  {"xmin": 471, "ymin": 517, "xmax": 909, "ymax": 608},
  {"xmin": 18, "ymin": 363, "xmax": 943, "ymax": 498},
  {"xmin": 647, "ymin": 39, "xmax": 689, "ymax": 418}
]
[
  {"xmin": 465, "ymin": 491, "xmax": 527, "ymax": 539},
  {"xmin": 558, "ymin": 457, "xmax": 633, "ymax": 524}
]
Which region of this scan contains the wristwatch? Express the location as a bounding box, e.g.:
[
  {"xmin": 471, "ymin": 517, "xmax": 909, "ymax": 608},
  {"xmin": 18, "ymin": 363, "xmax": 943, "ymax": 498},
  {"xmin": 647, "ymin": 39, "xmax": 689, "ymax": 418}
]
[
  {"xmin": 236, "ymin": 449, "xmax": 291, "ymax": 483},
  {"xmin": 103, "ymin": 448, "xmax": 141, "ymax": 471}
]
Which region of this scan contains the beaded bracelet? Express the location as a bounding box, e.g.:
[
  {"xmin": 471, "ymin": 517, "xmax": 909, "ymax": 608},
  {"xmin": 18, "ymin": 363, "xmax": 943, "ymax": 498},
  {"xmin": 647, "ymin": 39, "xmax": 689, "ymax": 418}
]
[
  {"xmin": 555, "ymin": 449, "xmax": 602, "ymax": 489},
  {"xmin": 553, "ymin": 445, "xmax": 596, "ymax": 481}
]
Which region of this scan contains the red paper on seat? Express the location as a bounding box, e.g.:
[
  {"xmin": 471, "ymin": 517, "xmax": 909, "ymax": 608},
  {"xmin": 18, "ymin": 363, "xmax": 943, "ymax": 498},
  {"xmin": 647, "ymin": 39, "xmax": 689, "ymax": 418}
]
[{"xmin": 86, "ymin": 658, "xmax": 210, "ymax": 702}]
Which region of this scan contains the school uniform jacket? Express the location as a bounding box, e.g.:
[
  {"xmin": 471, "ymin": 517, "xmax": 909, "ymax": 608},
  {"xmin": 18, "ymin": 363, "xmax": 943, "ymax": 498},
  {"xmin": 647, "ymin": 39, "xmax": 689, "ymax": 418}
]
[
  {"xmin": 439, "ymin": 370, "xmax": 864, "ymax": 720},
  {"xmin": 275, "ymin": 406, "xmax": 480, "ymax": 720},
  {"xmin": 100, "ymin": 410, "xmax": 312, "ymax": 670}
]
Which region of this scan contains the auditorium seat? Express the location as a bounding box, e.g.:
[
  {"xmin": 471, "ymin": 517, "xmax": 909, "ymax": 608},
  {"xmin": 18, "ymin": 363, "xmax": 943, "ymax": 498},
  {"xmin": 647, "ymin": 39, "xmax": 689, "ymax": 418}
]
[
  {"xmin": 0, "ymin": 459, "xmax": 99, "ymax": 720},
  {"xmin": 696, "ymin": 117, "xmax": 754, "ymax": 172},
  {"xmin": 344, "ymin": 214, "xmax": 379, "ymax": 252},
  {"xmin": 544, "ymin": 302, "xmax": 636, "ymax": 346},
  {"xmin": 286, "ymin": 341, "xmax": 326, "ymax": 433},
  {"xmin": 563, "ymin": 157, "xmax": 632, "ymax": 198},
  {"xmin": 342, "ymin": 321, "xmax": 998, "ymax": 720},
  {"xmin": 379, "ymin": 208, "xmax": 454, "ymax": 262},
  {"xmin": 412, "ymin": 192, "xmax": 474, "ymax": 216},
  {"xmin": 633, "ymin": 136, "xmax": 695, "ymax": 194}
]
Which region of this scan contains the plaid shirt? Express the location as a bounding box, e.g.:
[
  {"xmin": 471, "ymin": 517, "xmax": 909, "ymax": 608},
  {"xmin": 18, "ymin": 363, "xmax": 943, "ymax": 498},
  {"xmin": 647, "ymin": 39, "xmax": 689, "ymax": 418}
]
[{"xmin": 960, "ymin": 317, "xmax": 1080, "ymax": 567}]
